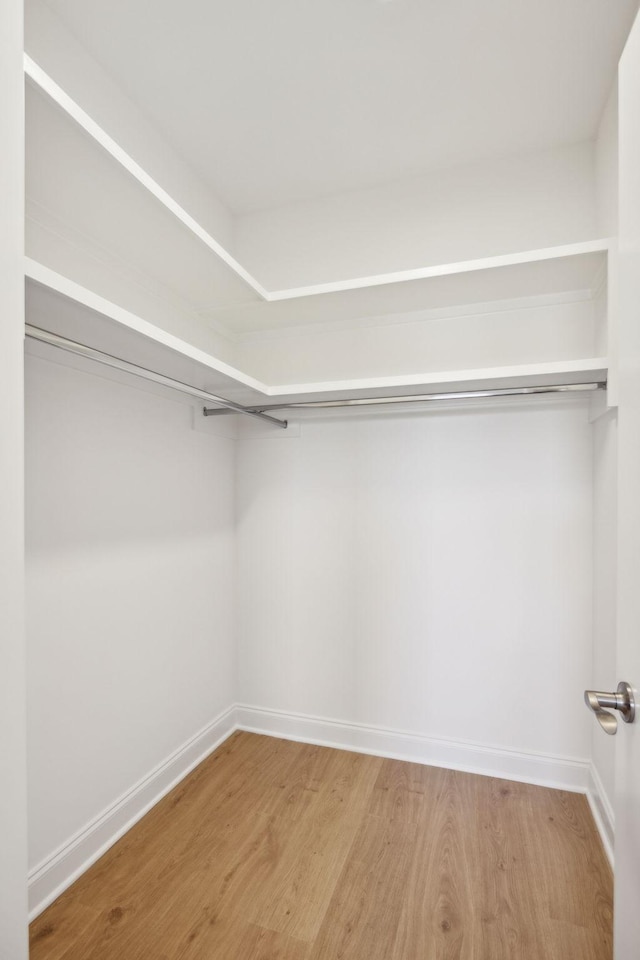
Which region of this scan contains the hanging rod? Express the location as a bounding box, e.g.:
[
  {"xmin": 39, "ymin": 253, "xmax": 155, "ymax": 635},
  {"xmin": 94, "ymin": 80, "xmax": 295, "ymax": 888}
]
[
  {"xmin": 25, "ymin": 324, "xmax": 288, "ymax": 429},
  {"xmin": 203, "ymin": 381, "xmax": 605, "ymax": 417}
]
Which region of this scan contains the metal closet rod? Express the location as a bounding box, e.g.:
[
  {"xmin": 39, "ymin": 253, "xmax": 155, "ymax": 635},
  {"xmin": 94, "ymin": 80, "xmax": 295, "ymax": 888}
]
[
  {"xmin": 25, "ymin": 324, "xmax": 288, "ymax": 429},
  {"xmin": 203, "ymin": 381, "xmax": 605, "ymax": 416}
]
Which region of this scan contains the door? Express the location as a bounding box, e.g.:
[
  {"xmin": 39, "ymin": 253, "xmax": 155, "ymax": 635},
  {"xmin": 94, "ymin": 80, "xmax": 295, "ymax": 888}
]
[
  {"xmin": 0, "ymin": 0, "xmax": 28, "ymax": 957},
  {"xmin": 614, "ymin": 8, "xmax": 640, "ymax": 957}
]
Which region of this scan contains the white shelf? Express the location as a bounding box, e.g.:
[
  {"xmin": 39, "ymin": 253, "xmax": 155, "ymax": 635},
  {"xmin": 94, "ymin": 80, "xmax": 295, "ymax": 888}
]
[
  {"xmin": 25, "ymin": 263, "xmax": 268, "ymax": 407},
  {"xmin": 266, "ymin": 239, "xmax": 610, "ymax": 301},
  {"xmin": 25, "ymin": 263, "xmax": 608, "ymax": 411},
  {"xmin": 25, "ymin": 57, "xmax": 268, "ymax": 301},
  {"xmin": 26, "ymin": 54, "xmax": 609, "ymax": 341},
  {"xmin": 25, "ymin": 81, "xmax": 261, "ymax": 322},
  {"xmin": 207, "ymin": 243, "xmax": 608, "ymax": 335},
  {"xmin": 269, "ymin": 359, "xmax": 607, "ymax": 404}
]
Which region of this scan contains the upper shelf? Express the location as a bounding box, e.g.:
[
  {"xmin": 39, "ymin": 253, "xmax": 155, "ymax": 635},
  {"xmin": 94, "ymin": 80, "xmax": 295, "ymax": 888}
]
[
  {"xmin": 24, "ymin": 54, "xmax": 610, "ymax": 403},
  {"xmin": 26, "ymin": 54, "xmax": 610, "ymax": 342},
  {"xmin": 205, "ymin": 242, "xmax": 608, "ymax": 335}
]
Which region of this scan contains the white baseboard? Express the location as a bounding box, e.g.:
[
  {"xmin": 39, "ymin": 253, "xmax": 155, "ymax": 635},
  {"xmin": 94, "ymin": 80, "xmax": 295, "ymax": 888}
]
[
  {"xmin": 236, "ymin": 704, "xmax": 591, "ymax": 792},
  {"xmin": 28, "ymin": 705, "xmax": 238, "ymax": 920},
  {"xmin": 238, "ymin": 704, "xmax": 614, "ymax": 862},
  {"xmin": 586, "ymin": 762, "xmax": 615, "ymax": 866}
]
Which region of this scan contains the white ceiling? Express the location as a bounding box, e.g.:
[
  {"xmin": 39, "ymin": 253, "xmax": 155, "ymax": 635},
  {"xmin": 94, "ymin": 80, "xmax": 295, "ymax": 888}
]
[{"xmin": 41, "ymin": 0, "xmax": 637, "ymax": 215}]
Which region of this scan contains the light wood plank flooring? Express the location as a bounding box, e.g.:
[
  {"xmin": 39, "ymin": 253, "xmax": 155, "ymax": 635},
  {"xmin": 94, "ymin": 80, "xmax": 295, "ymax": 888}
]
[{"xmin": 30, "ymin": 732, "xmax": 613, "ymax": 959}]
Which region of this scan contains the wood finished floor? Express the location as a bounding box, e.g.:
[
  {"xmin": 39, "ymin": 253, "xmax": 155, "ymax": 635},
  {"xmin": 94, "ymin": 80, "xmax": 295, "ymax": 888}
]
[{"xmin": 30, "ymin": 732, "xmax": 613, "ymax": 960}]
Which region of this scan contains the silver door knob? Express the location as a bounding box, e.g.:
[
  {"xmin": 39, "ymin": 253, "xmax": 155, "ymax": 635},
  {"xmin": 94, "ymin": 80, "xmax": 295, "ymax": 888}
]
[{"xmin": 584, "ymin": 681, "xmax": 636, "ymax": 735}]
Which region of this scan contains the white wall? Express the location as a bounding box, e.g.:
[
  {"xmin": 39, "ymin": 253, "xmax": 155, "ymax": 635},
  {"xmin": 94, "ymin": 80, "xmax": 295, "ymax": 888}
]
[
  {"xmin": 0, "ymin": 0, "xmax": 28, "ymax": 954},
  {"xmin": 25, "ymin": 355, "xmax": 236, "ymax": 884},
  {"xmin": 596, "ymin": 82, "xmax": 619, "ymax": 238},
  {"xmin": 236, "ymin": 401, "xmax": 594, "ymax": 769},
  {"xmin": 236, "ymin": 142, "xmax": 598, "ymax": 289}
]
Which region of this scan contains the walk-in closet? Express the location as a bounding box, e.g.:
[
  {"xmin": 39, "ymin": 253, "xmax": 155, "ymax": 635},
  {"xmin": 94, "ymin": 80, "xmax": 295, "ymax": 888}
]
[{"xmin": 3, "ymin": 1, "xmax": 640, "ymax": 957}]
